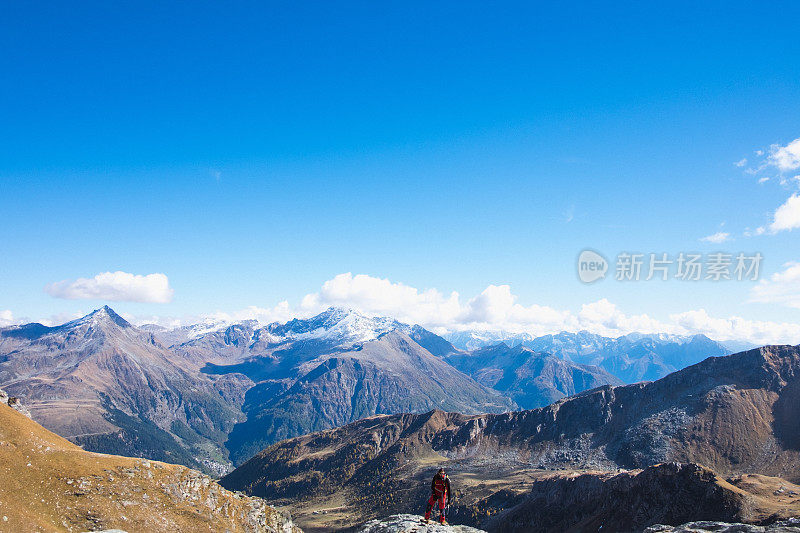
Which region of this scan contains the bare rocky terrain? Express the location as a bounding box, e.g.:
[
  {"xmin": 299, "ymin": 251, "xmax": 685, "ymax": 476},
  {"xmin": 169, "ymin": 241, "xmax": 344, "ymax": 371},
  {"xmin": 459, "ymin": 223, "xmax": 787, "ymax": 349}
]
[
  {"xmin": 645, "ymin": 519, "xmax": 800, "ymax": 532},
  {"xmin": 358, "ymin": 514, "xmax": 486, "ymax": 532}
]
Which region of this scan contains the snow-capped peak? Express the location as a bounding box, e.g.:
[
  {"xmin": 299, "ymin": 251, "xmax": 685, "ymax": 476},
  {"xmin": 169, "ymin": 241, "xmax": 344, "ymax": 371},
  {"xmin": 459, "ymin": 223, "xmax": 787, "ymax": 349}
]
[
  {"xmin": 63, "ymin": 306, "xmax": 132, "ymax": 329},
  {"xmin": 182, "ymin": 318, "xmax": 262, "ymax": 340},
  {"xmin": 265, "ymin": 307, "xmax": 410, "ymax": 345}
]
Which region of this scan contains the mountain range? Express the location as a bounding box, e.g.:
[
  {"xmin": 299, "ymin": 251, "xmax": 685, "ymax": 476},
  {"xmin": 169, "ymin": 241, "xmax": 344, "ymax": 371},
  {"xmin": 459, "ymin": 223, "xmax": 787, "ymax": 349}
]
[
  {"xmin": 445, "ymin": 329, "xmax": 733, "ymax": 382},
  {"xmin": 0, "ymin": 305, "xmax": 739, "ymax": 474},
  {"xmin": 444, "ymin": 343, "xmax": 623, "ymax": 408},
  {"xmin": 221, "ymin": 344, "xmax": 800, "ymax": 531},
  {"xmin": 0, "ymin": 306, "xmax": 241, "ymax": 474}
]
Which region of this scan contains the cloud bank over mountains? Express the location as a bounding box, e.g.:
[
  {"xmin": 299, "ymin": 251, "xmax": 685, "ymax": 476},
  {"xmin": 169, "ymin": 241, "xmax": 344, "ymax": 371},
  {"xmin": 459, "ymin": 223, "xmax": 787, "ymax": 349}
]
[
  {"xmin": 18, "ymin": 271, "xmax": 799, "ymax": 346},
  {"xmin": 165, "ymin": 273, "xmax": 800, "ymax": 346}
]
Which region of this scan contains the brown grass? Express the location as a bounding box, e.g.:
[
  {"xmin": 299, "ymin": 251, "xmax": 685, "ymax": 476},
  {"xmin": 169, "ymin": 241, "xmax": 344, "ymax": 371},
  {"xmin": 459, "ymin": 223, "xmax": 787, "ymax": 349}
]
[{"xmin": 0, "ymin": 403, "xmax": 297, "ymax": 532}]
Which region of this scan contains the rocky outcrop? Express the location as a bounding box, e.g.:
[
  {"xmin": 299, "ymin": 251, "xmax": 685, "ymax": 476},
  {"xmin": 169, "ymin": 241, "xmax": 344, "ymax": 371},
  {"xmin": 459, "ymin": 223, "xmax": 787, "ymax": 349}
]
[
  {"xmin": 359, "ymin": 514, "xmax": 486, "ymax": 532},
  {"xmin": 0, "ymin": 387, "xmax": 31, "ymax": 418},
  {"xmin": 481, "ymin": 463, "xmax": 749, "ymax": 532},
  {"xmin": 645, "ymin": 519, "xmax": 800, "ymax": 532}
]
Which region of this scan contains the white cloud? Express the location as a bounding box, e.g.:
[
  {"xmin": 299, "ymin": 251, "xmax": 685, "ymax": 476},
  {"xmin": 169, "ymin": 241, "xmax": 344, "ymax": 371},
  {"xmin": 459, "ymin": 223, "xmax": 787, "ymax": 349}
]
[
  {"xmin": 459, "ymin": 285, "xmax": 573, "ymax": 334},
  {"xmin": 767, "ymin": 193, "xmax": 800, "ymax": 233},
  {"xmin": 749, "ymin": 262, "xmax": 800, "ymax": 309},
  {"xmin": 700, "ymin": 231, "xmax": 731, "ymax": 244},
  {"xmin": 40, "ymin": 311, "xmax": 87, "ymax": 327},
  {"xmin": 302, "ymin": 275, "xmax": 573, "ymax": 336},
  {"xmin": 768, "ymin": 138, "xmax": 800, "ymax": 173},
  {"xmin": 740, "ymin": 138, "xmax": 800, "ymax": 186},
  {"xmin": 670, "ymin": 308, "xmax": 800, "ymax": 346},
  {"xmin": 299, "ymin": 273, "xmax": 463, "ymax": 328},
  {"xmin": 576, "ymin": 299, "xmax": 676, "ymax": 337},
  {"xmin": 0, "ymin": 310, "xmax": 17, "ymax": 327},
  {"xmin": 122, "ymin": 313, "xmax": 184, "ymax": 329},
  {"xmin": 45, "ymin": 271, "xmax": 174, "ymax": 303},
  {"xmin": 204, "ymin": 301, "xmax": 296, "ymax": 325}
]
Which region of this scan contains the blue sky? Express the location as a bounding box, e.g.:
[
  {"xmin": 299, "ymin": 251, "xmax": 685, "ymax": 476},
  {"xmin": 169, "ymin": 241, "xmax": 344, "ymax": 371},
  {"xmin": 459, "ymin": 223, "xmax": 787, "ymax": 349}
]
[{"xmin": 2, "ymin": 2, "xmax": 800, "ymax": 343}]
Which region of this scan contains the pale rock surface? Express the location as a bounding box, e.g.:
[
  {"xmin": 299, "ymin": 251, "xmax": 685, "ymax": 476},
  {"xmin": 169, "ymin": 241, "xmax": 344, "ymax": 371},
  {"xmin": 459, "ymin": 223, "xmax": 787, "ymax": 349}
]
[
  {"xmin": 645, "ymin": 519, "xmax": 800, "ymax": 532},
  {"xmin": 358, "ymin": 514, "xmax": 486, "ymax": 533}
]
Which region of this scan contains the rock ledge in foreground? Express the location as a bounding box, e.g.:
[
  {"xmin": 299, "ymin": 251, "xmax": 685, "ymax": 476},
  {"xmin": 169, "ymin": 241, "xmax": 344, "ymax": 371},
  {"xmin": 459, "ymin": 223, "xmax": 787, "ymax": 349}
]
[
  {"xmin": 358, "ymin": 513, "xmax": 486, "ymax": 533},
  {"xmin": 645, "ymin": 518, "xmax": 800, "ymax": 533}
]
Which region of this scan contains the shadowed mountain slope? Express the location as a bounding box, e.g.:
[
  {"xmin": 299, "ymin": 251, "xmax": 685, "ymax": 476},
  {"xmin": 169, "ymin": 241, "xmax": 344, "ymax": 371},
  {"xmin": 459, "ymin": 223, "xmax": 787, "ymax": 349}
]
[
  {"xmin": 444, "ymin": 342, "xmax": 623, "ymax": 408},
  {"xmin": 225, "ymin": 331, "xmax": 516, "ymax": 464}
]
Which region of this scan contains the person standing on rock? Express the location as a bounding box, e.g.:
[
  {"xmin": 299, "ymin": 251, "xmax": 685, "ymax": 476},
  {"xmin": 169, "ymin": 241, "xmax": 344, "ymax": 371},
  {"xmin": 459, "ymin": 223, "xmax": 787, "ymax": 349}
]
[{"xmin": 423, "ymin": 467, "xmax": 451, "ymax": 525}]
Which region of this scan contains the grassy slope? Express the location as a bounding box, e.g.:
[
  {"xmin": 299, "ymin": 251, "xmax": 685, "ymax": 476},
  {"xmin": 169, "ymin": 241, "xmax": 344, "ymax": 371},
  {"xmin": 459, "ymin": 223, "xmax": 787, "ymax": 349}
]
[{"xmin": 0, "ymin": 402, "xmax": 299, "ymax": 533}]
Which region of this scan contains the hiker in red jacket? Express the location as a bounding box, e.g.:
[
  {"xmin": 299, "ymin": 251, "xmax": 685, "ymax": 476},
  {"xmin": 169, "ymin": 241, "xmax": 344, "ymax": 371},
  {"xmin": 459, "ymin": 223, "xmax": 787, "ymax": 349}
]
[{"xmin": 424, "ymin": 467, "xmax": 451, "ymax": 525}]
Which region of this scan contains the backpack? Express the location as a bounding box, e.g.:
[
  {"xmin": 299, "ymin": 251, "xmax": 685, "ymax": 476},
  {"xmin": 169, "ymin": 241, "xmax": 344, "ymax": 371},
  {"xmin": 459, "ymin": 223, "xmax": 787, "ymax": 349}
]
[{"xmin": 433, "ymin": 475, "xmax": 448, "ymax": 496}]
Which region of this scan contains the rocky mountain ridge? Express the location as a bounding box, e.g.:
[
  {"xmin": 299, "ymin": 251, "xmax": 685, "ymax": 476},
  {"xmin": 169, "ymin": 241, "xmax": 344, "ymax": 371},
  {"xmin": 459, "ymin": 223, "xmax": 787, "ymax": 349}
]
[
  {"xmin": 220, "ymin": 344, "xmax": 800, "ymax": 531},
  {"xmin": 444, "ymin": 330, "xmax": 732, "ymax": 382},
  {"xmin": 0, "ymin": 307, "xmax": 517, "ymax": 470}
]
